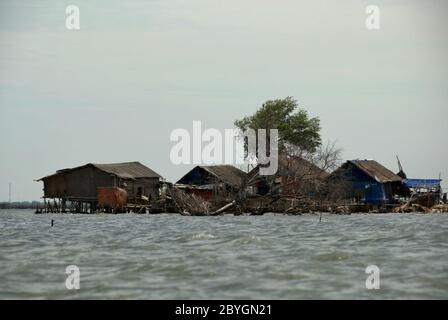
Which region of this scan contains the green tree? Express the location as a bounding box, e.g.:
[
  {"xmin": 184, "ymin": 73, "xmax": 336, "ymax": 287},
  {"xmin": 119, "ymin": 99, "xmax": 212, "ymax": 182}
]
[{"xmin": 234, "ymin": 97, "xmax": 321, "ymax": 154}]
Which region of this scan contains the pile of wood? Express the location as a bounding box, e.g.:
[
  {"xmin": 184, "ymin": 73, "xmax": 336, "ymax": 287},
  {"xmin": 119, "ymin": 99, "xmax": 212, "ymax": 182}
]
[
  {"xmin": 166, "ymin": 186, "xmax": 448, "ymax": 215},
  {"xmin": 393, "ymin": 203, "xmax": 430, "ymax": 213},
  {"xmin": 431, "ymin": 204, "xmax": 448, "ymax": 213},
  {"xmin": 168, "ymin": 188, "xmax": 211, "ymax": 215},
  {"xmin": 242, "ymin": 195, "xmax": 365, "ymax": 215},
  {"xmin": 393, "ymin": 202, "xmax": 448, "ymax": 213}
]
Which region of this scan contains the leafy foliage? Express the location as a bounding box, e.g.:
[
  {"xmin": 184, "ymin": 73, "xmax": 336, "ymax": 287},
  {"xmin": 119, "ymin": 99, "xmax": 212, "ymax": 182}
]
[{"xmin": 234, "ymin": 97, "xmax": 321, "ymax": 153}]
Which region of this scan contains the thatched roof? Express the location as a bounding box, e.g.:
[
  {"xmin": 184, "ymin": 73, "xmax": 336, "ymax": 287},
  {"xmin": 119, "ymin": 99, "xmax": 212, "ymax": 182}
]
[
  {"xmin": 247, "ymin": 155, "xmax": 329, "ymax": 184},
  {"xmin": 39, "ymin": 162, "xmax": 161, "ymax": 180},
  {"xmin": 177, "ymin": 165, "xmax": 247, "ymax": 188},
  {"xmin": 201, "ymin": 165, "xmax": 247, "ymax": 187},
  {"xmin": 348, "ymin": 160, "xmax": 402, "ymax": 183}
]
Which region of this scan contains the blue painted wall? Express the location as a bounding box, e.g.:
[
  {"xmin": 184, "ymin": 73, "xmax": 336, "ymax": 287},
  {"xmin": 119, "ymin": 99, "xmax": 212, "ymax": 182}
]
[{"xmin": 342, "ymin": 164, "xmax": 390, "ymax": 205}]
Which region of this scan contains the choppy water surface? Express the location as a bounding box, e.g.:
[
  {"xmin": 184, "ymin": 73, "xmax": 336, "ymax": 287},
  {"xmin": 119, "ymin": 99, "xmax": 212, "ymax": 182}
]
[{"xmin": 0, "ymin": 210, "xmax": 447, "ymax": 299}]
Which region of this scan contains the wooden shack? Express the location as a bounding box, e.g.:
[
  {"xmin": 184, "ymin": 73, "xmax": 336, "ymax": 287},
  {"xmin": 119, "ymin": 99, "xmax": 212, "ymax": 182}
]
[
  {"xmin": 37, "ymin": 162, "xmax": 162, "ymax": 213},
  {"xmin": 328, "ymin": 159, "xmax": 404, "ymax": 205},
  {"xmin": 246, "ymin": 155, "xmax": 329, "ymax": 197},
  {"xmin": 176, "ymin": 165, "xmax": 247, "ymax": 201}
]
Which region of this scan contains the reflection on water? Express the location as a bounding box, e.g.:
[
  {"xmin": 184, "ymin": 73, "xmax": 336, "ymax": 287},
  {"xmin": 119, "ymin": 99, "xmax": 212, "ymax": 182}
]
[{"xmin": 0, "ymin": 210, "xmax": 447, "ymax": 299}]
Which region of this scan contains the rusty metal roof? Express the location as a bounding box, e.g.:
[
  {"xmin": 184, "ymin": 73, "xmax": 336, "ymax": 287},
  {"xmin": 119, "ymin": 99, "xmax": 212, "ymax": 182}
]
[
  {"xmin": 349, "ymin": 160, "xmax": 402, "ymax": 183},
  {"xmin": 38, "ymin": 161, "xmax": 161, "ymax": 180}
]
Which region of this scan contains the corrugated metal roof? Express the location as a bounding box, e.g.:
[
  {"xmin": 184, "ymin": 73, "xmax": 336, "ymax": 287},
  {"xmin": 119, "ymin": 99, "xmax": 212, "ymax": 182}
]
[
  {"xmin": 39, "ymin": 161, "xmax": 161, "ymax": 180},
  {"xmin": 349, "ymin": 160, "xmax": 402, "ymax": 183}
]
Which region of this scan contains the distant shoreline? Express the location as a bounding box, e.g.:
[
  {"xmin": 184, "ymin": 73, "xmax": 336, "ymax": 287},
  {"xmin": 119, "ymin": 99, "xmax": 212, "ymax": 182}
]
[{"xmin": 0, "ymin": 202, "xmax": 42, "ymax": 210}]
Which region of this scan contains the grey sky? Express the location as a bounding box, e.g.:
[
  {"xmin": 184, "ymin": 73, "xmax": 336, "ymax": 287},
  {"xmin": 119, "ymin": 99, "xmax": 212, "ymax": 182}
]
[{"xmin": 0, "ymin": 0, "xmax": 447, "ymax": 201}]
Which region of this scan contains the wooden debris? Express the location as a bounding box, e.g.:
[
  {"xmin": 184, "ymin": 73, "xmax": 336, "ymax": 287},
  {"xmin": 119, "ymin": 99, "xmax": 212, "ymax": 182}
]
[
  {"xmin": 168, "ymin": 187, "xmax": 211, "ymax": 215},
  {"xmin": 211, "ymin": 200, "xmax": 236, "ymax": 216}
]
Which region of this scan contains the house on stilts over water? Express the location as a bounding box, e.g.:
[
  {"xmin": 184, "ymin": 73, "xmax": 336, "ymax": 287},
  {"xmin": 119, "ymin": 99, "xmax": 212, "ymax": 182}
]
[{"xmin": 36, "ymin": 162, "xmax": 163, "ymax": 213}]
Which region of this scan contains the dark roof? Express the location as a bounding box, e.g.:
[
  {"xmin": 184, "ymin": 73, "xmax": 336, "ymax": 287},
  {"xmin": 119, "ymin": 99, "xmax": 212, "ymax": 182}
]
[
  {"xmin": 176, "ymin": 165, "xmax": 247, "ymax": 188},
  {"xmin": 92, "ymin": 162, "xmax": 161, "ymax": 179},
  {"xmin": 248, "ymin": 155, "xmax": 329, "ymax": 183},
  {"xmin": 39, "ymin": 162, "xmax": 161, "ymax": 180},
  {"xmin": 349, "ymin": 160, "xmax": 402, "ymax": 183},
  {"xmin": 200, "ymin": 165, "xmax": 247, "ymax": 187}
]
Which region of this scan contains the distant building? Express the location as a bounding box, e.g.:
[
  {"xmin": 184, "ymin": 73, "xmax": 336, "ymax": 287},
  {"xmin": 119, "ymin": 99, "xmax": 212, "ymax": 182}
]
[
  {"xmin": 37, "ymin": 162, "xmax": 162, "ymax": 206},
  {"xmin": 246, "ymin": 155, "xmax": 329, "ymax": 197},
  {"xmin": 176, "ymin": 165, "xmax": 247, "ymax": 201},
  {"xmin": 328, "ymin": 160, "xmax": 404, "ymax": 205}
]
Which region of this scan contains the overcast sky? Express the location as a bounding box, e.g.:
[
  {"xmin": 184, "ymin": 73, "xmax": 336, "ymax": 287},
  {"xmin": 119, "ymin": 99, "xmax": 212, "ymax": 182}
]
[{"xmin": 0, "ymin": 0, "xmax": 447, "ymax": 201}]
